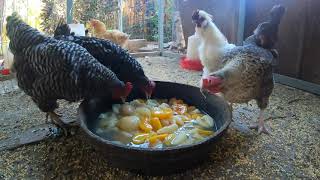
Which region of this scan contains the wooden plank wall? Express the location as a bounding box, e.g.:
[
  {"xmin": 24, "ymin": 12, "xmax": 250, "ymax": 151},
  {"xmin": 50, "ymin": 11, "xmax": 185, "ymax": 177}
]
[
  {"xmin": 180, "ymin": 0, "xmax": 320, "ymax": 85},
  {"xmin": 299, "ymin": 0, "xmax": 320, "ymax": 85},
  {"xmin": 245, "ymin": 0, "xmax": 320, "ymax": 85}
]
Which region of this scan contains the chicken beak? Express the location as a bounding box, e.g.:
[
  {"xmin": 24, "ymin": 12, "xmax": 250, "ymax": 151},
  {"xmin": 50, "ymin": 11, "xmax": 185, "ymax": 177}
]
[
  {"xmin": 200, "ymin": 88, "xmax": 207, "ymax": 99},
  {"xmin": 121, "ymin": 97, "xmax": 126, "ymax": 103},
  {"xmin": 145, "ymin": 92, "xmax": 151, "ymax": 99}
]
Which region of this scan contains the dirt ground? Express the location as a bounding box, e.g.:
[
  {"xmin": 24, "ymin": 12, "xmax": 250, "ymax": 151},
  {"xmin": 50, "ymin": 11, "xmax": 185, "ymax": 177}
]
[{"xmin": 0, "ymin": 56, "xmax": 319, "ymax": 179}]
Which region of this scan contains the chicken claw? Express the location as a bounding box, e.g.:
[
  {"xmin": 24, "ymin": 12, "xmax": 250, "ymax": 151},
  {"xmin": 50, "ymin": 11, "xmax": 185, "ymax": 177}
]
[
  {"xmin": 249, "ymin": 122, "xmax": 270, "ymax": 135},
  {"xmin": 146, "ymin": 93, "xmax": 151, "ymax": 100},
  {"xmin": 121, "ymin": 97, "xmax": 126, "ymax": 103},
  {"xmin": 249, "ymin": 110, "xmax": 271, "ymax": 135},
  {"xmin": 46, "ymin": 112, "xmax": 68, "ymax": 136}
]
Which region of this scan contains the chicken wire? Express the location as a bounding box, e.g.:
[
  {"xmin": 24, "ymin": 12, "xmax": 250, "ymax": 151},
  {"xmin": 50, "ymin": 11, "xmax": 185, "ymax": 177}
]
[
  {"xmin": 122, "ymin": 0, "xmax": 174, "ymax": 42},
  {"xmin": 73, "ymin": 0, "xmax": 119, "ymax": 29},
  {"xmin": 1, "ymin": 0, "xmax": 43, "ymax": 56},
  {"xmin": 39, "ymin": 0, "xmax": 67, "ymax": 36},
  {"xmin": 122, "ymin": 0, "xmax": 157, "ymax": 40},
  {"xmin": 0, "ymin": 0, "xmax": 175, "ymax": 54},
  {"xmin": 163, "ymin": 0, "xmax": 186, "ymax": 53},
  {"xmin": 0, "ymin": 0, "xmax": 5, "ymax": 56}
]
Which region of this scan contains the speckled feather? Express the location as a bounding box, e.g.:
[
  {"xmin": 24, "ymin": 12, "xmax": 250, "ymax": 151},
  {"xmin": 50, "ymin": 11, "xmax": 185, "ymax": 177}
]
[
  {"xmin": 6, "ymin": 14, "xmax": 124, "ymax": 112},
  {"xmin": 212, "ymin": 40, "xmax": 274, "ymax": 109},
  {"xmin": 55, "ymin": 34, "xmax": 149, "ymax": 88}
]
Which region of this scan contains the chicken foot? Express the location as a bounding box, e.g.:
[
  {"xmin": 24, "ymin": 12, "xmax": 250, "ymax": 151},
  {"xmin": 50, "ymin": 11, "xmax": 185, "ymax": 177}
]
[
  {"xmin": 46, "ymin": 112, "xmax": 68, "ymax": 136},
  {"xmin": 249, "ymin": 110, "xmax": 270, "ymax": 134}
]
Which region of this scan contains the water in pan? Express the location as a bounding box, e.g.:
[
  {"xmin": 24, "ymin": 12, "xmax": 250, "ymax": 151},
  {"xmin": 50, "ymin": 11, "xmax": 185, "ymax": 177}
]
[{"xmin": 93, "ymin": 98, "xmax": 217, "ymax": 149}]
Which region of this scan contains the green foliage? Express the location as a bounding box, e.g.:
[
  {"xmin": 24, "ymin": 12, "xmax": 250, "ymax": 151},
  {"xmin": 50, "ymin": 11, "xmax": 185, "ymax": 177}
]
[
  {"xmin": 145, "ymin": 14, "xmax": 158, "ymax": 41},
  {"xmin": 40, "ymin": 0, "xmax": 66, "ymax": 35},
  {"xmin": 1, "ymin": 0, "xmax": 42, "ymax": 55},
  {"xmin": 73, "ymin": 0, "xmax": 118, "ymax": 29},
  {"xmin": 123, "ymin": 0, "xmax": 174, "ymax": 42},
  {"xmin": 163, "ymin": 0, "xmax": 174, "ymax": 43},
  {"xmin": 39, "ymin": 0, "xmax": 174, "ymax": 41}
]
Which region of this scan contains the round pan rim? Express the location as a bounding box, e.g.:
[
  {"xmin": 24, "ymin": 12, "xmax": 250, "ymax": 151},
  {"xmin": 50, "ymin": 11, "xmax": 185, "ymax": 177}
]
[{"xmin": 78, "ymin": 81, "xmax": 232, "ymax": 152}]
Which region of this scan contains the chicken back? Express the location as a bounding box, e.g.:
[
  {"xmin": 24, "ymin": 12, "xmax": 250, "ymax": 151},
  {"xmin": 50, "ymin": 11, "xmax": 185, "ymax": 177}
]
[
  {"xmin": 6, "ymin": 13, "xmax": 131, "ymax": 130},
  {"xmin": 54, "ymin": 24, "xmax": 155, "ymax": 99}
]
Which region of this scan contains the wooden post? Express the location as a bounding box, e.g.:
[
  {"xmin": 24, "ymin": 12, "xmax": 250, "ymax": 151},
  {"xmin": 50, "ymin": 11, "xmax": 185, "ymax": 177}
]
[
  {"xmin": 273, "ymin": 73, "xmax": 320, "ymax": 96},
  {"xmin": 158, "ymin": 0, "xmax": 164, "ymax": 55},
  {"xmin": 66, "ymin": 0, "xmax": 73, "ymax": 24},
  {"xmin": 118, "ymin": 0, "xmax": 123, "ymax": 31},
  {"xmin": 237, "ymin": 0, "xmax": 246, "ymax": 45},
  {"xmin": 0, "ymin": 0, "xmax": 5, "ymax": 55},
  {"xmin": 12, "ymin": 0, "xmax": 16, "ymax": 12},
  {"xmin": 0, "ymin": 0, "xmax": 5, "ymax": 34}
]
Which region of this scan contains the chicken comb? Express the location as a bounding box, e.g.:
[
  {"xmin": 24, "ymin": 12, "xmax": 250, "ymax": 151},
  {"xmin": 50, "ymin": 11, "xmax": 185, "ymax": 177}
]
[
  {"xmin": 202, "ymin": 76, "xmax": 222, "ymax": 88},
  {"xmin": 202, "ymin": 78, "xmax": 210, "ymax": 88},
  {"xmin": 125, "ymin": 82, "xmax": 133, "ymax": 91},
  {"xmin": 120, "ymin": 82, "xmax": 132, "ymax": 97},
  {"xmin": 202, "ymin": 76, "xmax": 223, "ymax": 94}
]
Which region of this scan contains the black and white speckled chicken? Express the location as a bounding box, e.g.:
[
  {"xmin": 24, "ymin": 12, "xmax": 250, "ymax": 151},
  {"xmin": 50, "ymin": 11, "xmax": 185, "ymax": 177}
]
[
  {"xmin": 201, "ymin": 5, "xmax": 286, "ymax": 134},
  {"xmin": 6, "ymin": 13, "xmax": 132, "ymax": 131},
  {"xmin": 53, "ymin": 23, "xmax": 155, "ymax": 99}
]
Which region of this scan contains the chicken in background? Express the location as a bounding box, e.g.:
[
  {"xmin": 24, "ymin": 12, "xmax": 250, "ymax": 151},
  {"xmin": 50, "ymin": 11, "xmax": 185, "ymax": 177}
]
[
  {"xmin": 54, "ymin": 23, "xmax": 155, "ymax": 100},
  {"xmin": 6, "ymin": 13, "xmax": 132, "ymax": 133},
  {"xmin": 192, "ymin": 10, "xmax": 235, "ymax": 80},
  {"xmin": 89, "ymin": 19, "xmax": 129, "ymax": 48},
  {"xmin": 169, "ymin": 11, "xmax": 186, "ymax": 52},
  {"xmin": 54, "ymin": 21, "xmax": 89, "ymax": 37},
  {"xmin": 201, "ymin": 5, "xmax": 286, "ymax": 134}
]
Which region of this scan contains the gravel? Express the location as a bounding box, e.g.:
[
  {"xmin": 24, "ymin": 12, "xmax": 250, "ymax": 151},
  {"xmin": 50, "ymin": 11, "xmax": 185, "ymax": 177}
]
[{"xmin": 0, "ymin": 56, "xmax": 319, "ymax": 179}]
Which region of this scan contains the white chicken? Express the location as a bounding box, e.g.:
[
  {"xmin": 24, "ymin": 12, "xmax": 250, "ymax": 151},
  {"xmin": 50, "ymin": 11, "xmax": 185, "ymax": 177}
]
[
  {"xmin": 201, "ymin": 5, "xmax": 286, "ymax": 134},
  {"xmin": 192, "ymin": 10, "xmax": 235, "ymax": 84}
]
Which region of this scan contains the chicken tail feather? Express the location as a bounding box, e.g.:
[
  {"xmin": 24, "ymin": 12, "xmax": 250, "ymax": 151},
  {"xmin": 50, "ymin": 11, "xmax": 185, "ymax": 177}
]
[{"xmin": 6, "ymin": 12, "xmax": 47, "ymax": 53}]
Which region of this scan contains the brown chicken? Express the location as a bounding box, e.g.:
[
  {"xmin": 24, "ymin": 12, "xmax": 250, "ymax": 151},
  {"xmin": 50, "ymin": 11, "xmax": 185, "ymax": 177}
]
[
  {"xmin": 89, "ymin": 19, "xmax": 129, "ymax": 48},
  {"xmin": 201, "ymin": 5, "xmax": 286, "ymax": 134}
]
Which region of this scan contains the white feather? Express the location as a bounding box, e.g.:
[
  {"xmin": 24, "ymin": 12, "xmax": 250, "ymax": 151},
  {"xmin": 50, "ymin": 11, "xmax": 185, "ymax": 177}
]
[{"xmin": 196, "ymin": 10, "xmax": 236, "ymax": 85}]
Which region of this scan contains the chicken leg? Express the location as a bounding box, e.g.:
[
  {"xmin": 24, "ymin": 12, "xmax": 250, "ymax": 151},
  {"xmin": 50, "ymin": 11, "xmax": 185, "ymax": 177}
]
[
  {"xmin": 46, "ymin": 112, "xmax": 68, "ymax": 136},
  {"xmin": 249, "ymin": 109, "xmax": 270, "ymax": 134}
]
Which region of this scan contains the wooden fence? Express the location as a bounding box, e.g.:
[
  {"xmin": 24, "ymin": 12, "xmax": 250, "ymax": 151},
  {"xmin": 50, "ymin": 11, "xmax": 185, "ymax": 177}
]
[{"xmin": 180, "ymin": 0, "xmax": 320, "ymax": 86}]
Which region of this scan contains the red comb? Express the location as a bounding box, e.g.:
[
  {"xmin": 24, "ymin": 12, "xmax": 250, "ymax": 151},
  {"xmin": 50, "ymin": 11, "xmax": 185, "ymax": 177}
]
[
  {"xmin": 203, "ymin": 76, "xmax": 222, "ymax": 83},
  {"xmin": 125, "ymin": 82, "xmax": 133, "ymax": 91},
  {"xmin": 202, "ymin": 78, "xmax": 209, "ymax": 88},
  {"xmin": 201, "ymin": 76, "xmax": 222, "ymax": 92},
  {"xmin": 1, "ymin": 69, "xmax": 10, "ymax": 75}
]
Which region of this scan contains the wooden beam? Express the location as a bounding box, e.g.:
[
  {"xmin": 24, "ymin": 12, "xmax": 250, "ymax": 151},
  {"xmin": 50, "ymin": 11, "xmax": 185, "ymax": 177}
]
[
  {"xmin": 66, "ymin": 0, "xmax": 73, "ymax": 24},
  {"xmin": 237, "ymin": 0, "xmax": 246, "ymax": 45},
  {"xmin": 162, "ymin": 51, "xmax": 183, "ymax": 59},
  {"xmin": 273, "ymin": 73, "xmax": 320, "ymax": 95},
  {"xmin": 158, "ymin": 0, "xmax": 164, "ymax": 54},
  {"xmin": 118, "ymin": 0, "xmax": 123, "ymax": 31},
  {"xmin": 12, "ymin": 0, "xmax": 16, "ymax": 12},
  {"xmin": 0, "ymin": 124, "xmax": 62, "ymax": 152},
  {"xmin": 130, "ymin": 51, "xmax": 161, "ymax": 58}
]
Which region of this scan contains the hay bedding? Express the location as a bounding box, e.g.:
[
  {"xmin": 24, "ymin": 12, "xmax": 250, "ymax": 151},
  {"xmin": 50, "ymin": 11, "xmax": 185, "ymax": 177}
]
[{"xmin": 0, "ymin": 57, "xmax": 319, "ymax": 179}]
